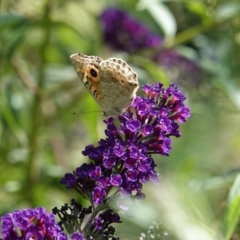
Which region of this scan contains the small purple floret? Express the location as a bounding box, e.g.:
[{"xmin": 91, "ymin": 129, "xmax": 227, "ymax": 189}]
[
  {"xmin": 92, "ymin": 186, "xmax": 106, "ymax": 204},
  {"xmin": 110, "ymin": 174, "xmax": 122, "ymax": 186},
  {"xmin": 71, "ymin": 232, "xmax": 86, "ymax": 240}
]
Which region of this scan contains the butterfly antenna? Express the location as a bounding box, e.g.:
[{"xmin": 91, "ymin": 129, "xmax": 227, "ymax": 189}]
[{"xmin": 72, "ymin": 110, "xmax": 103, "ymax": 115}]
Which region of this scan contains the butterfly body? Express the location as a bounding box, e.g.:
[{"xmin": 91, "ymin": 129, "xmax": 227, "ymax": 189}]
[{"xmin": 70, "ymin": 53, "xmax": 139, "ymax": 116}]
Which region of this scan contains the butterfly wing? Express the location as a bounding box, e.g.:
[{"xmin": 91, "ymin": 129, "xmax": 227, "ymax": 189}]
[
  {"xmin": 99, "ymin": 58, "xmax": 139, "ymax": 116},
  {"xmin": 70, "ymin": 53, "xmax": 104, "ymax": 105},
  {"xmin": 70, "ymin": 53, "xmax": 139, "ymax": 117}
]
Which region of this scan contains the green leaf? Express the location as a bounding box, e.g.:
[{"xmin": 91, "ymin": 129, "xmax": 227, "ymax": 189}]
[
  {"xmin": 137, "ymin": 0, "xmax": 177, "ymax": 37},
  {"xmin": 185, "ymin": 1, "xmax": 211, "ymax": 21},
  {"xmin": 0, "ymin": 14, "xmax": 26, "ymax": 30},
  {"xmin": 215, "ymin": 2, "xmax": 240, "ymax": 22},
  {"xmin": 223, "ymin": 174, "xmax": 240, "ymax": 240},
  {"xmin": 0, "ymin": 92, "xmax": 28, "ymax": 145},
  {"xmin": 2, "ymin": 15, "xmax": 33, "ymax": 58},
  {"xmin": 214, "ymin": 78, "xmax": 240, "ymax": 111}
]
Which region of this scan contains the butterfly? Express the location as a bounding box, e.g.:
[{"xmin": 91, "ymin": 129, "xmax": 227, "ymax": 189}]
[{"xmin": 70, "ymin": 53, "xmax": 139, "ymax": 117}]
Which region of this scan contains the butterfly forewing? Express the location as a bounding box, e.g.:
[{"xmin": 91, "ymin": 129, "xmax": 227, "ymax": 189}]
[{"xmin": 70, "ymin": 53, "xmax": 139, "ymax": 116}]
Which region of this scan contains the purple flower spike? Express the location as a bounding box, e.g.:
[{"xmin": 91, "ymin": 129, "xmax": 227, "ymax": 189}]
[{"xmin": 61, "ymin": 83, "xmax": 190, "ymax": 207}]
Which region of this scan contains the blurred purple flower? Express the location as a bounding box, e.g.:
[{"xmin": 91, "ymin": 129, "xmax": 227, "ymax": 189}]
[
  {"xmin": 154, "ymin": 49, "xmax": 202, "ymax": 87},
  {"xmin": 100, "ymin": 7, "xmax": 163, "ymax": 53},
  {"xmin": 0, "ymin": 207, "xmax": 67, "ymax": 240},
  {"xmin": 61, "ymin": 83, "xmax": 190, "ymax": 207}
]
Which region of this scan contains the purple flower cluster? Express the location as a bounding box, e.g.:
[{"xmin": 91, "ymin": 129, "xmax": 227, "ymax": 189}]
[
  {"xmin": 61, "ymin": 83, "xmax": 190, "ymax": 206},
  {"xmin": 100, "ymin": 8, "xmax": 162, "ymax": 53},
  {"xmin": 100, "ymin": 7, "xmax": 202, "ymax": 86},
  {"xmin": 0, "ymin": 207, "xmax": 68, "ymax": 240}
]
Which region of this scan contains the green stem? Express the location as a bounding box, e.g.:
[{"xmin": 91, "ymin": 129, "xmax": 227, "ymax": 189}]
[
  {"xmin": 24, "ymin": 1, "xmax": 52, "ymax": 205},
  {"xmin": 166, "ymin": 22, "xmax": 213, "ymax": 48},
  {"xmin": 82, "ymin": 203, "xmax": 108, "ymax": 234},
  {"xmin": 167, "ymin": 14, "xmax": 238, "ymax": 48}
]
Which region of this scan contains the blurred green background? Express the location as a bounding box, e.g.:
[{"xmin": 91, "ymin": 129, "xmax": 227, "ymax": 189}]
[{"xmin": 1, "ymin": 0, "xmax": 240, "ymax": 239}]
